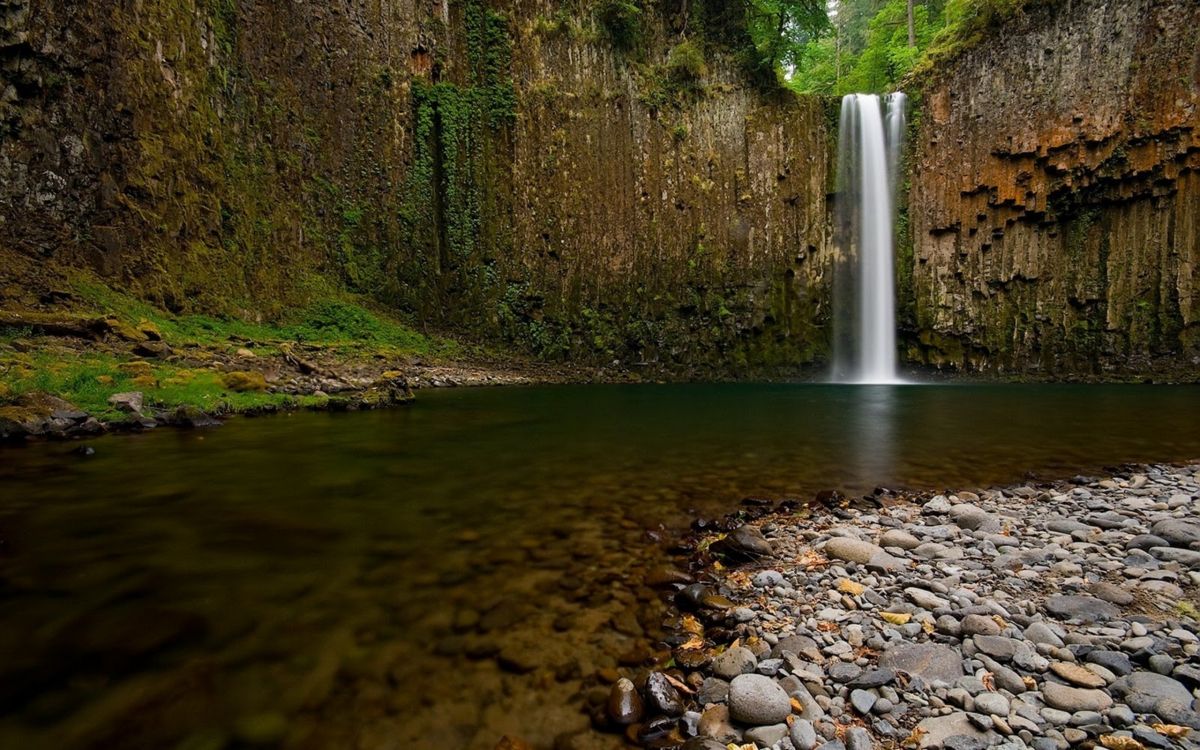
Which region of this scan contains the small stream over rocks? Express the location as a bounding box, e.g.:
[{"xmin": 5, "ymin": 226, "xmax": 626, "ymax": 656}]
[
  {"xmin": 1, "ymin": 384, "xmax": 1199, "ymax": 749},
  {"xmin": 631, "ymin": 465, "xmax": 1200, "ymax": 750}
]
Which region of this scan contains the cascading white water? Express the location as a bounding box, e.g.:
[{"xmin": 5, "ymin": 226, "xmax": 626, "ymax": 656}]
[{"xmin": 833, "ymin": 92, "xmax": 907, "ymax": 384}]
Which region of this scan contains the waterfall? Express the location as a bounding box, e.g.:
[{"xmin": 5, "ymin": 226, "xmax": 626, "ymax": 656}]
[{"xmin": 833, "ymin": 93, "xmax": 907, "ymax": 384}]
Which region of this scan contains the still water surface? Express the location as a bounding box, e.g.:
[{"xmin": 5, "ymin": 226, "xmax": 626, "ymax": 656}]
[{"xmin": 1, "ymin": 383, "xmax": 1199, "ymax": 749}]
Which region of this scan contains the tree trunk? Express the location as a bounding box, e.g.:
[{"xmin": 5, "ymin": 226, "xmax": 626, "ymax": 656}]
[{"xmin": 907, "ymin": 0, "xmax": 916, "ymax": 47}]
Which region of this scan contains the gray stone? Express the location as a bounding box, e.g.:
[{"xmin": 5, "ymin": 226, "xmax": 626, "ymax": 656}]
[
  {"xmin": 915, "ymin": 712, "xmax": 994, "ymax": 749},
  {"xmin": 699, "ymin": 677, "xmax": 730, "ymax": 705},
  {"xmin": 973, "ymin": 635, "xmax": 1029, "ymax": 662},
  {"xmin": 879, "ymin": 529, "xmax": 922, "ymax": 550},
  {"xmin": 1127, "ymin": 534, "xmax": 1170, "ymax": 551},
  {"xmin": 1025, "ymin": 621, "xmax": 1065, "ymax": 647},
  {"xmin": 791, "ymin": 719, "xmax": 818, "ymax": 750},
  {"xmin": 906, "ymin": 587, "xmax": 950, "ymax": 610},
  {"xmin": 845, "ymin": 726, "xmax": 873, "ymax": 750},
  {"xmin": 1088, "ymin": 581, "xmax": 1135, "ymax": 605},
  {"xmin": 712, "ymin": 646, "xmax": 758, "ymax": 679},
  {"xmin": 961, "ymin": 614, "xmax": 1002, "ymax": 636},
  {"xmin": 1151, "ymin": 519, "xmax": 1200, "ymax": 547},
  {"xmin": 107, "ymin": 391, "xmax": 144, "ymax": 413},
  {"xmin": 825, "ymin": 536, "xmax": 883, "ymax": 565},
  {"xmin": 1107, "ymin": 704, "xmax": 1135, "ymax": 727},
  {"xmin": 1086, "ymin": 651, "xmax": 1133, "ymax": 676},
  {"xmin": 828, "ymin": 662, "xmax": 863, "ymax": 683},
  {"xmin": 848, "ymin": 669, "xmax": 896, "ymax": 689},
  {"xmin": 1148, "ymin": 654, "xmax": 1175, "ymax": 675},
  {"xmin": 1047, "ymin": 520, "xmax": 1095, "ymax": 534},
  {"xmin": 924, "ymin": 495, "xmax": 953, "ymax": 514},
  {"xmin": 1150, "ymin": 547, "xmax": 1200, "ymax": 567},
  {"xmin": 973, "ymin": 692, "xmax": 1010, "ymax": 717},
  {"xmin": 850, "ymin": 689, "xmax": 877, "ymax": 715},
  {"xmin": 1111, "ymin": 672, "xmax": 1193, "ymax": 711},
  {"xmin": 729, "ymin": 673, "xmax": 792, "ymax": 725},
  {"xmin": 1043, "ymin": 595, "xmax": 1120, "ymax": 623},
  {"xmin": 1042, "ymin": 682, "xmax": 1114, "ymax": 712},
  {"xmin": 745, "ymin": 723, "xmax": 790, "ymax": 747},
  {"xmin": 773, "ymin": 634, "xmax": 822, "ymax": 661},
  {"xmin": 1152, "ymin": 699, "xmax": 1200, "ymax": 730},
  {"xmin": 880, "ymin": 642, "xmax": 965, "ymax": 684},
  {"xmin": 754, "ymin": 570, "xmax": 784, "ymax": 588}
]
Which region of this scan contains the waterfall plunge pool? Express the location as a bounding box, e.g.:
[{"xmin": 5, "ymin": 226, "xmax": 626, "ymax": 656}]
[{"xmin": 1, "ymin": 382, "xmax": 1199, "ymax": 749}]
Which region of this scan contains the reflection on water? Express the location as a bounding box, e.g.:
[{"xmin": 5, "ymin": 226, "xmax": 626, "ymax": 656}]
[{"xmin": 0, "ymin": 383, "xmax": 1198, "ymax": 749}]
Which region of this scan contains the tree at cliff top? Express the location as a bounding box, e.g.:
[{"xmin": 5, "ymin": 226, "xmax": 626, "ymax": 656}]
[{"xmin": 784, "ymin": 0, "xmax": 1035, "ymax": 94}]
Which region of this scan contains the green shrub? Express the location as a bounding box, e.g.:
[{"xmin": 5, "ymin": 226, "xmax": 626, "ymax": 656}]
[
  {"xmin": 667, "ymin": 40, "xmax": 708, "ymax": 81},
  {"xmin": 596, "ymin": 0, "xmax": 643, "ymax": 52}
]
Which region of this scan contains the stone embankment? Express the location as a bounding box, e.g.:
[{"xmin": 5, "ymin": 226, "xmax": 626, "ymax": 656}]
[{"xmin": 602, "ymin": 465, "xmax": 1200, "ymax": 750}]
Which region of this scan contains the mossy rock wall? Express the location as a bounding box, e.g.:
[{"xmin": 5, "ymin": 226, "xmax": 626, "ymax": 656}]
[
  {"xmin": 0, "ymin": 0, "xmax": 833, "ymax": 370},
  {"xmin": 906, "ymin": 0, "xmax": 1200, "ymax": 377}
]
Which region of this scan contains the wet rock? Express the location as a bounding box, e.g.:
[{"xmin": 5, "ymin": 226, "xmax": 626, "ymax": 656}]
[
  {"xmin": 645, "ymin": 672, "xmax": 684, "ymax": 717},
  {"xmin": 607, "ymin": 678, "xmax": 644, "ymax": 725},
  {"xmin": 713, "ymin": 525, "xmax": 773, "ymax": 561},
  {"xmin": 728, "ymin": 673, "xmax": 792, "ymax": 725}
]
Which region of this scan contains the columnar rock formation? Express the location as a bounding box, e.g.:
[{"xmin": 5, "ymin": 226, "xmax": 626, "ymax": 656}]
[
  {"xmin": 907, "ymin": 0, "xmax": 1200, "ymax": 376},
  {"xmin": 0, "ymin": 1, "xmax": 830, "ymax": 368}
]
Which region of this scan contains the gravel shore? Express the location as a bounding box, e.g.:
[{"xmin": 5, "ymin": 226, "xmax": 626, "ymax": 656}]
[{"xmin": 605, "ymin": 464, "xmax": 1200, "ymax": 750}]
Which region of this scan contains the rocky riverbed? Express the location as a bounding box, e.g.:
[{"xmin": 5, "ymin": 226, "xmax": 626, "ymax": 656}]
[{"xmin": 597, "ymin": 464, "xmax": 1200, "ymax": 750}]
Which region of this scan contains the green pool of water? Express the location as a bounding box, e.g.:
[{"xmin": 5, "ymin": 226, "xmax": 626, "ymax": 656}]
[{"xmin": 1, "ymin": 383, "xmax": 1198, "ymax": 749}]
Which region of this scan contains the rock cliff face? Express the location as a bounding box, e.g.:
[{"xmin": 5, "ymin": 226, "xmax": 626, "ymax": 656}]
[
  {"xmin": 907, "ymin": 0, "xmax": 1200, "ymax": 376},
  {"xmin": 0, "ymin": 0, "xmax": 831, "ymax": 369},
  {"xmin": 4, "ymin": 0, "xmax": 1198, "ymax": 376}
]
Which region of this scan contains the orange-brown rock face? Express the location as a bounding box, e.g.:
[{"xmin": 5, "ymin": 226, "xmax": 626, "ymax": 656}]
[{"xmin": 908, "ymin": 0, "xmax": 1200, "ymax": 376}]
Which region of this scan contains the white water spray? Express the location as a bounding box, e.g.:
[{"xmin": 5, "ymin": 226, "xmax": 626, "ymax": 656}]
[{"xmin": 833, "ymin": 93, "xmax": 906, "ymax": 384}]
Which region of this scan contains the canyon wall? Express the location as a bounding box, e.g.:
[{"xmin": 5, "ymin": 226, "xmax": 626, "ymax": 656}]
[
  {"xmin": 907, "ymin": 0, "xmax": 1200, "ymax": 376},
  {"xmin": 0, "ymin": 0, "xmax": 832, "ymax": 369}
]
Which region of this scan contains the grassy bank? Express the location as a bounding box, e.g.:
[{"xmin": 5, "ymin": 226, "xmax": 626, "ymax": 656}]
[{"xmin": 0, "ymin": 276, "xmax": 465, "ymax": 426}]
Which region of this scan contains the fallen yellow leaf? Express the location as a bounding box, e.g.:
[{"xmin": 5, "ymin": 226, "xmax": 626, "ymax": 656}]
[
  {"xmin": 838, "ymin": 579, "xmax": 866, "ymax": 595},
  {"xmin": 1151, "ymin": 724, "xmax": 1190, "ymax": 739},
  {"xmin": 1099, "ymin": 735, "xmax": 1145, "ymax": 750},
  {"xmin": 881, "ymin": 612, "xmax": 911, "ymax": 625}
]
